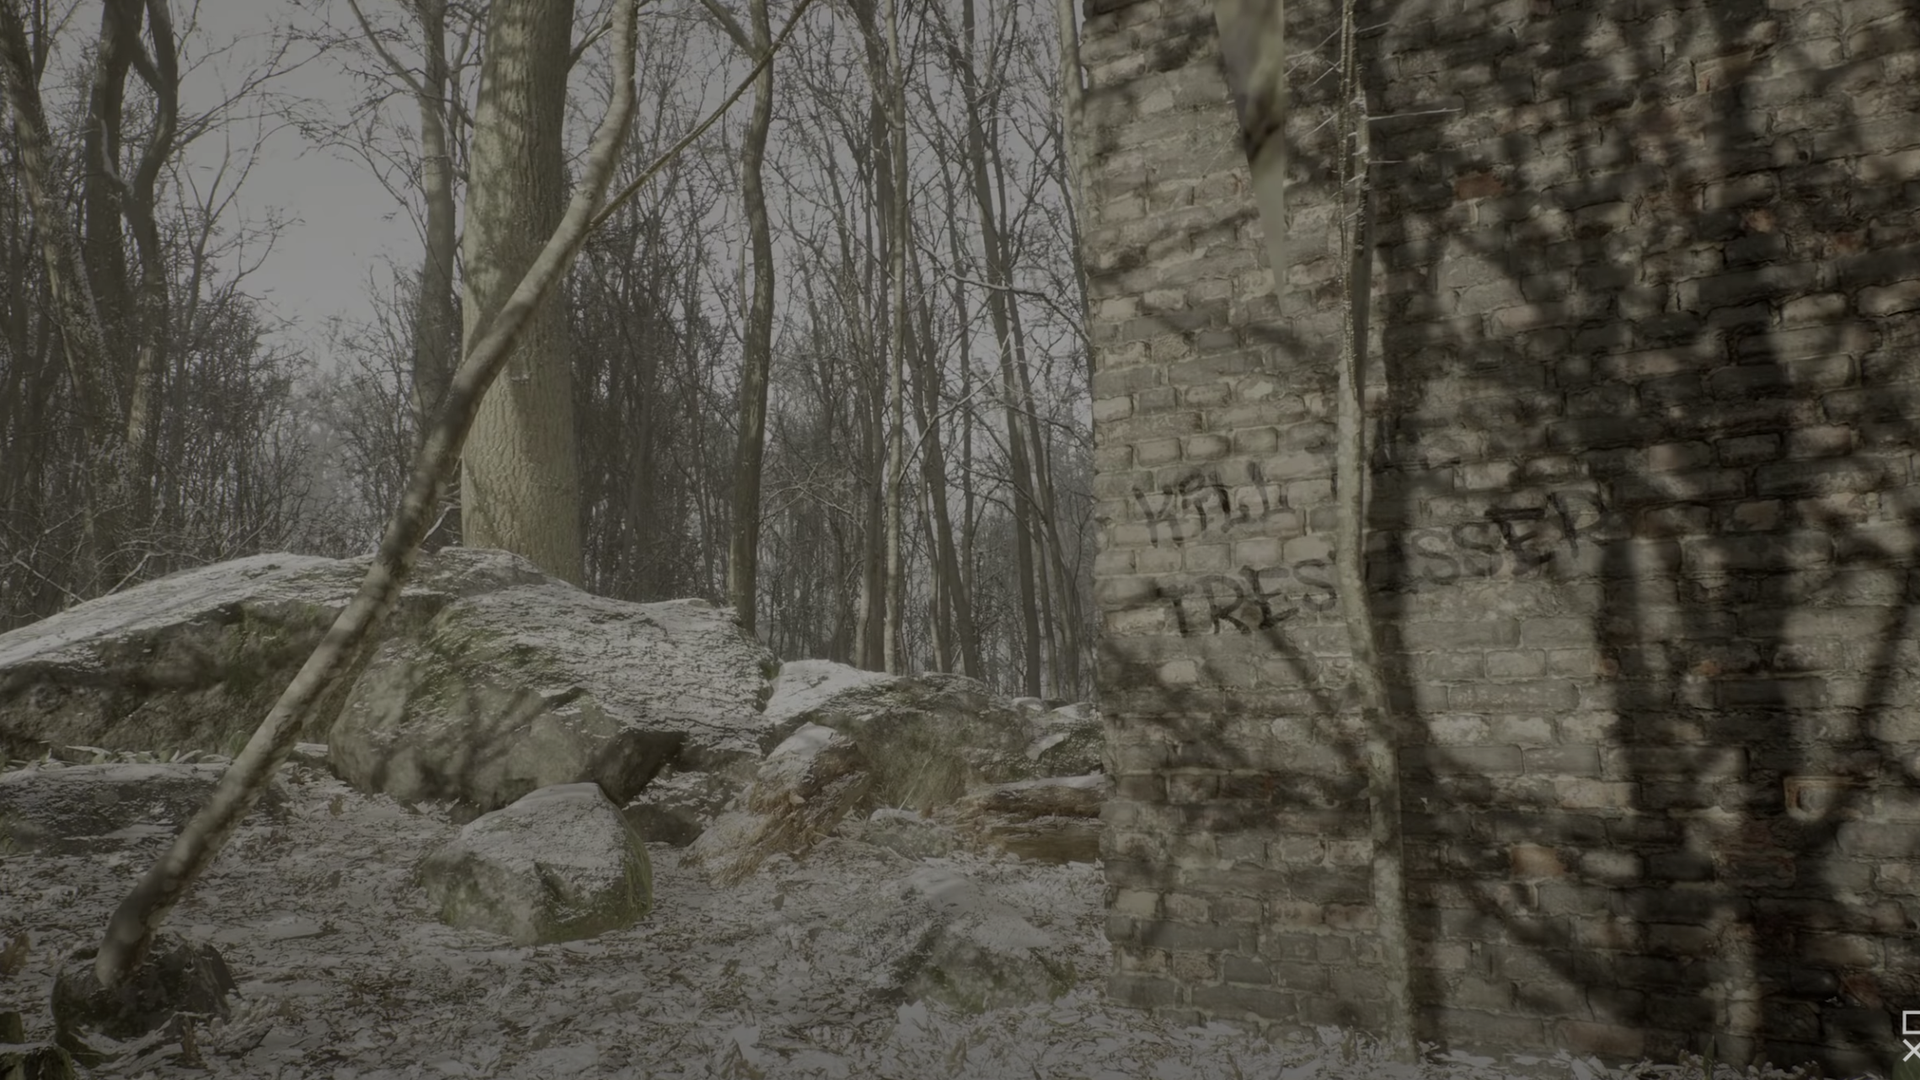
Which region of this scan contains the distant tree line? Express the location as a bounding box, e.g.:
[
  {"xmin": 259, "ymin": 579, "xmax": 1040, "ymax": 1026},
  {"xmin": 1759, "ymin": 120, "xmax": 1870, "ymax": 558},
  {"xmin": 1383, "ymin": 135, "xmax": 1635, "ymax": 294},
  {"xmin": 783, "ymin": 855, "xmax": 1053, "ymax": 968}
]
[{"xmin": 0, "ymin": 0, "xmax": 1095, "ymax": 702}]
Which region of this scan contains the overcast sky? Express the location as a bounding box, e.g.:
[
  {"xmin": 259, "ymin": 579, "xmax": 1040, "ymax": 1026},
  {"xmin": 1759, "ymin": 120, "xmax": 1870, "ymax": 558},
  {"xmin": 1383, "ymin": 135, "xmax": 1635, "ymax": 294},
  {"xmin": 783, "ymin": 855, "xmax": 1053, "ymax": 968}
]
[{"xmin": 176, "ymin": 0, "xmax": 419, "ymax": 359}]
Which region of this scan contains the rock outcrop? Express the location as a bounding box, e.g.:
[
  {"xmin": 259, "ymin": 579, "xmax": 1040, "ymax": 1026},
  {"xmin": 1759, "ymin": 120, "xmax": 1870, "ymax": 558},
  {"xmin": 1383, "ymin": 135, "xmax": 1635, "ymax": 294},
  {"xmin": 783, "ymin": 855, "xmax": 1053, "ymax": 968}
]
[
  {"xmin": 683, "ymin": 723, "xmax": 871, "ymax": 885},
  {"xmin": 1023, "ymin": 702, "xmax": 1105, "ymax": 777},
  {"xmin": 329, "ymin": 592, "xmax": 773, "ymax": 812},
  {"xmin": 760, "ymin": 660, "xmax": 1038, "ymax": 812},
  {"xmin": 0, "ymin": 550, "xmax": 549, "ymax": 761},
  {"xmin": 417, "ymin": 783, "xmax": 653, "ymax": 946},
  {"xmin": 954, "ymin": 773, "xmax": 1109, "ymax": 865}
]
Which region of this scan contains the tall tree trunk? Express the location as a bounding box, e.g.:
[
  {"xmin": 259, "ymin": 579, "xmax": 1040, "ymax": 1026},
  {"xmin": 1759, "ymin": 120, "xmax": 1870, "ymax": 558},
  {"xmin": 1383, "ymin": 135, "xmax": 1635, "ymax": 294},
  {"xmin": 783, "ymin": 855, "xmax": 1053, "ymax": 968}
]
[
  {"xmin": 409, "ymin": 0, "xmax": 463, "ymax": 547},
  {"xmin": 908, "ymin": 234, "xmax": 971, "ymax": 676},
  {"xmin": 1051, "ymin": 0, "xmax": 1093, "ymax": 355},
  {"xmin": 408, "ymin": 0, "xmax": 458, "ymax": 435},
  {"xmin": 460, "ymin": 0, "xmax": 584, "ymax": 584},
  {"xmin": 940, "ymin": 163, "xmax": 985, "ymax": 680},
  {"xmin": 956, "ymin": 0, "xmax": 1041, "ymax": 696},
  {"xmin": 881, "ymin": 0, "xmax": 908, "ymax": 673},
  {"xmin": 90, "ymin": 0, "xmax": 645, "ymax": 989},
  {"xmin": 80, "ymin": 0, "xmax": 136, "ymax": 373},
  {"xmin": 119, "ymin": 0, "xmax": 179, "ymax": 553},
  {"xmin": 709, "ymin": 0, "xmax": 777, "ymax": 635}
]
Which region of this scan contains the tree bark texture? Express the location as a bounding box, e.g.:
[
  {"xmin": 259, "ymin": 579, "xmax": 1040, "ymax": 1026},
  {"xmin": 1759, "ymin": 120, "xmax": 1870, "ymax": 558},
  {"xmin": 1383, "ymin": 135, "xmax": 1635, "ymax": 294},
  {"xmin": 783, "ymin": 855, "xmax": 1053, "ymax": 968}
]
[
  {"xmin": 460, "ymin": 0, "xmax": 585, "ymax": 584},
  {"xmin": 956, "ymin": 0, "xmax": 1042, "ymax": 697},
  {"xmin": 881, "ymin": 0, "xmax": 908, "ymax": 674}
]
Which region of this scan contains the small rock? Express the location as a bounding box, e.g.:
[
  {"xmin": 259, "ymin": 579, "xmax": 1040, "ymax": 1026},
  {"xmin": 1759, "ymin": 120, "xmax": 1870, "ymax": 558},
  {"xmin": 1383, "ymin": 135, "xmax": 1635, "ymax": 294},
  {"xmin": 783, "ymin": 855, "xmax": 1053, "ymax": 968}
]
[{"xmin": 418, "ymin": 783, "xmax": 653, "ymax": 946}]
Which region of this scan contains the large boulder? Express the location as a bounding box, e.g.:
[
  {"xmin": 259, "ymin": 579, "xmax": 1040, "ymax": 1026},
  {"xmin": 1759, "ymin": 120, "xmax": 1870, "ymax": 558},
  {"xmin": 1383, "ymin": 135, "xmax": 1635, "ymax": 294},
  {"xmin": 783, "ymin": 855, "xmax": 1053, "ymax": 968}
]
[
  {"xmin": 0, "ymin": 762, "xmax": 285, "ymax": 854},
  {"xmin": 417, "ymin": 783, "xmax": 652, "ymax": 946},
  {"xmin": 0, "ymin": 549, "xmax": 550, "ymax": 760},
  {"xmin": 328, "ymin": 592, "xmax": 774, "ymax": 812},
  {"xmin": 683, "ymin": 723, "xmax": 871, "ymax": 885},
  {"xmin": 953, "ymin": 773, "xmax": 1110, "ymax": 864},
  {"xmin": 761, "ymin": 660, "xmax": 1038, "ymax": 812}
]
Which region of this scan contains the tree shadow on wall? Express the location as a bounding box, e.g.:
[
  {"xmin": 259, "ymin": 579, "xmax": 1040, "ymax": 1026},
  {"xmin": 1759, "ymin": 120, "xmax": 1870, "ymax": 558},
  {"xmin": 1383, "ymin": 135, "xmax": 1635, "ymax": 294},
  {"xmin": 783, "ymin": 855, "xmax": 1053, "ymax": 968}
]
[
  {"xmin": 1094, "ymin": 0, "xmax": 1920, "ymax": 1069},
  {"xmin": 1312, "ymin": 0, "xmax": 1920, "ymax": 1069}
]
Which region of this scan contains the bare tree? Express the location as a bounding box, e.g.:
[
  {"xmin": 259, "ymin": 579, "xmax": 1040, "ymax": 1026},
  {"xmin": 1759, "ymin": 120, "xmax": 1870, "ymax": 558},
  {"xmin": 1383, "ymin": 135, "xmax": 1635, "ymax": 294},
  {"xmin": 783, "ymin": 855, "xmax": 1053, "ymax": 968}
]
[
  {"xmin": 0, "ymin": 0, "xmax": 317, "ymax": 627},
  {"xmin": 91, "ymin": 0, "xmax": 646, "ymax": 989},
  {"xmin": 0, "ymin": 0, "xmax": 122, "ymax": 594},
  {"xmin": 697, "ymin": 0, "xmax": 779, "ymax": 635}
]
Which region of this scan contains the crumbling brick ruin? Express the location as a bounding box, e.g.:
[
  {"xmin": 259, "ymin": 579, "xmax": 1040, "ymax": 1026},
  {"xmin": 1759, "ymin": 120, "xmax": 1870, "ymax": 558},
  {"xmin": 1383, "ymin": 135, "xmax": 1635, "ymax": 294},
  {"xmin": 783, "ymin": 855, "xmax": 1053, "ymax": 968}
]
[{"xmin": 1080, "ymin": 0, "xmax": 1920, "ymax": 1070}]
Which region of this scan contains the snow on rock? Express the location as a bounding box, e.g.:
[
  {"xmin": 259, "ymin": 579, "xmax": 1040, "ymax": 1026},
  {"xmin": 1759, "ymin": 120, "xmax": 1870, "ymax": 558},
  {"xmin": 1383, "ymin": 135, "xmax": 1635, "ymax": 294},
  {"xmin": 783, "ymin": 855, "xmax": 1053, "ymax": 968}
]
[
  {"xmin": 0, "ymin": 762, "xmax": 285, "ymax": 854},
  {"xmin": 953, "ymin": 774, "xmax": 1109, "ymax": 865},
  {"xmin": 683, "ymin": 723, "xmax": 871, "ymax": 886},
  {"xmin": 0, "ymin": 548, "xmax": 550, "ymax": 760},
  {"xmin": 760, "ymin": 659, "xmax": 1039, "ymax": 812},
  {"xmin": 1023, "ymin": 702, "xmax": 1106, "ymax": 777},
  {"xmin": 328, "ymin": 591, "xmax": 775, "ymax": 812},
  {"xmin": 621, "ymin": 765, "xmax": 746, "ymax": 846},
  {"xmin": 417, "ymin": 782, "xmax": 652, "ymax": 946}
]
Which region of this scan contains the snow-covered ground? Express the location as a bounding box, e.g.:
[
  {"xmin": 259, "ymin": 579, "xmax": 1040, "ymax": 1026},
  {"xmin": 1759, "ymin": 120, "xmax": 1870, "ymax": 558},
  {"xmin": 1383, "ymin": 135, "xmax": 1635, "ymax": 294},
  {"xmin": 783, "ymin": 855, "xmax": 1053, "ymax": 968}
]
[{"xmin": 0, "ymin": 760, "xmax": 1855, "ymax": 1080}]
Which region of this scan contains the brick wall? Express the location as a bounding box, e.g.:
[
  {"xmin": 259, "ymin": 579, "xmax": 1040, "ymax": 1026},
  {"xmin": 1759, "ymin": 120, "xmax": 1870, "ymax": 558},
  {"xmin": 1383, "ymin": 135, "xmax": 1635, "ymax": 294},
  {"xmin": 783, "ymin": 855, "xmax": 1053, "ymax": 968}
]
[{"xmin": 1080, "ymin": 0, "xmax": 1920, "ymax": 1071}]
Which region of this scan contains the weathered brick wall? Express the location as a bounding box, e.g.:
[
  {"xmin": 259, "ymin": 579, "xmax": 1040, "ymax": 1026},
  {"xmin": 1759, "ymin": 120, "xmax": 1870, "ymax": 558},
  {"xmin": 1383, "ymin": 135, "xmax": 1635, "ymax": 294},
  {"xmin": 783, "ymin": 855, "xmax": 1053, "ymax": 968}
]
[{"xmin": 1081, "ymin": 0, "xmax": 1920, "ymax": 1071}]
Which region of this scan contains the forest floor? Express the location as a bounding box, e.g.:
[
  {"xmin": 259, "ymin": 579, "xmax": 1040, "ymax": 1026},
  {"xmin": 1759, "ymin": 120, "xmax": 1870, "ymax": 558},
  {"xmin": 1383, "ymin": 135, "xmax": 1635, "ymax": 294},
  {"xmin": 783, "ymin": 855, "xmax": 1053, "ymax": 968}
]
[{"xmin": 0, "ymin": 758, "xmax": 1864, "ymax": 1080}]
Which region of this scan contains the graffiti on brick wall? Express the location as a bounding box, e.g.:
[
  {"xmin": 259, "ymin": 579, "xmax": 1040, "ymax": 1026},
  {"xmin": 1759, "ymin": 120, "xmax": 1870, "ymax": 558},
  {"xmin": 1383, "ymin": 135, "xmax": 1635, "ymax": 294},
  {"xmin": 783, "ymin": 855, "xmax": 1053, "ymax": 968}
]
[
  {"xmin": 1131, "ymin": 462, "xmax": 1288, "ymax": 546},
  {"xmin": 1147, "ymin": 490, "xmax": 1614, "ymax": 635}
]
